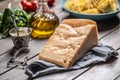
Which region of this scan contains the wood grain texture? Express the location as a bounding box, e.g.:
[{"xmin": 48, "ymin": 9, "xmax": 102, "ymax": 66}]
[
  {"xmin": 74, "ymin": 27, "xmax": 120, "ymax": 80},
  {"xmin": 100, "ymin": 27, "xmax": 120, "ymax": 50},
  {"xmin": 0, "ymin": 24, "xmax": 118, "ymax": 76},
  {"xmin": 0, "ymin": 0, "xmax": 69, "ymax": 76},
  {"xmin": 98, "ymin": 15, "xmax": 120, "ymax": 39},
  {"xmin": 75, "ymin": 50, "xmax": 120, "ymax": 80},
  {"xmin": 116, "ymin": 76, "xmax": 120, "ymax": 80},
  {"xmin": 0, "ymin": 57, "xmax": 37, "ymax": 80},
  {"xmin": 0, "ymin": 38, "xmax": 13, "ymax": 55},
  {"xmin": 0, "ymin": 39, "xmax": 47, "ymax": 75},
  {"xmin": 0, "ymin": 23, "xmax": 119, "ymax": 80},
  {"xmin": 0, "ymin": 0, "xmax": 120, "ymax": 80},
  {"xmin": 0, "ymin": 55, "xmax": 90, "ymax": 80}
]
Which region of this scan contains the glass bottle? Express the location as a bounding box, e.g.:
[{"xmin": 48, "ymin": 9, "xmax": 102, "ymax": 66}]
[{"xmin": 29, "ymin": 0, "xmax": 59, "ymax": 39}]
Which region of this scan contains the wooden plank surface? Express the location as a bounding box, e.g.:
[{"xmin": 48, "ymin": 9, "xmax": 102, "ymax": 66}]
[
  {"xmin": 0, "ymin": 24, "xmax": 119, "ymax": 80},
  {"xmin": 0, "ymin": 0, "xmax": 120, "ymax": 80},
  {"xmin": 0, "ymin": 38, "xmax": 13, "ymax": 55},
  {"xmin": 75, "ymin": 50, "xmax": 120, "ymax": 80},
  {"xmin": 116, "ymin": 76, "xmax": 120, "ymax": 80},
  {"xmin": 73, "ymin": 27, "xmax": 120, "ymax": 80},
  {"xmin": 0, "ymin": 39, "xmax": 47, "ymax": 75},
  {"xmin": 0, "ymin": 0, "xmax": 70, "ymax": 75},
  {"xmin": 0, "ymin": 24, "xmax": 118, "ymax": 76},
  {"xmin": 0, "ymin": 0, "xmax": 71, "ymax": 76},
  {"xmin": 98, "ymin": 13, "xmax": 120, "ymax": 39},
  {"xmin": 0, "ymin": 13, "xmax": 119, "ymax": 76},
  {"xmin": 0, "ymin": 56, "xmax": 89, "ymax": 80},
  {"xmin": 100, "ymin": 27, "xmax": 120, "ymax": 50}
]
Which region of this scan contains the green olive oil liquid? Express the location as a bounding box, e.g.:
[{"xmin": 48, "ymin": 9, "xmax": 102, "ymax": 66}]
[{"xmin": 30, "ymin": 12, "xmax": 59, "ymax": 39}]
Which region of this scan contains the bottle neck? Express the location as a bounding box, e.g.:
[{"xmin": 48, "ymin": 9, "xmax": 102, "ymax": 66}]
[
  {"xmin": 39, "ymin": 0, "xmax": 48, "ymax": 3},
  {"xmin": 37, "ymin": 0, "xmax": 50, "ymax": 13}
]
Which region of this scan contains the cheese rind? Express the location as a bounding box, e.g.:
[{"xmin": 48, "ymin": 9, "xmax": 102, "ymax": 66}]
[
  {"xmin": 39, "ymin": 19, "xmax": 98, "ymax": 68},
  {"xmin": 62, "ymin": 19, "xmax": 97, "ymax": 27}
]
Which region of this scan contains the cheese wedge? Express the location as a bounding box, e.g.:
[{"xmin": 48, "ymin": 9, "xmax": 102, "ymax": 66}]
[{"xmin": 39, "ymin": 19, "xmax": 98, "ymax": 68}]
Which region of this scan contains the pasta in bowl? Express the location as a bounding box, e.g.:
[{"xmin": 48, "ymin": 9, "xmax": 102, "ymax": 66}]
[{"xmin": 61, "ymin": 0, "xmax": 120, "ymax": 20}]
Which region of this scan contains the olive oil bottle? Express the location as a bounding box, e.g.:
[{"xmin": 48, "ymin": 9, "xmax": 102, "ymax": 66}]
[{"xmin": 29, "ymin": 0, "xmax": 59, "ymax": 39}]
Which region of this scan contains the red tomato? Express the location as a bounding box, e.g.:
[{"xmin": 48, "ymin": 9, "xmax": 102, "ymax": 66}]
[
  {"xmin": 48, "ymin": 0, "xmax": 55, "ymax": 6},
  {"xmin": 21, "ymin": 0, "xmax": 37, "ymax": 13}
]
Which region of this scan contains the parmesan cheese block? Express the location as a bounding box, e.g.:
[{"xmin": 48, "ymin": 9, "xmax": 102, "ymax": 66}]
[{"xmin": 39, "ymin": 19, "xmax": 98, "ymax": 68}]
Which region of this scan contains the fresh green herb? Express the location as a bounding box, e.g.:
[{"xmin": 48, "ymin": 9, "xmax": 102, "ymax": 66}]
[{"xmin": 0, "ymin": 8, "xmax": 29, "ymax": 38}]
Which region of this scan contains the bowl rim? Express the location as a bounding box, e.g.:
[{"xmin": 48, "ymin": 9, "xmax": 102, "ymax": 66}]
[
  {"xmin": 61, "ymin": 0, "xmax": 120, "ymax": 16},
  {"xmin": 9, "ymin": 27, "xmax": 32, "ymax": 37}
]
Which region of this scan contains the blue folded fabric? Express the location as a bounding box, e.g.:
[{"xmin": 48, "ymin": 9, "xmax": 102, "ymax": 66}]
[{"xmin": 25, "ymin": 44, "xmax": 118, "ymax": 78}]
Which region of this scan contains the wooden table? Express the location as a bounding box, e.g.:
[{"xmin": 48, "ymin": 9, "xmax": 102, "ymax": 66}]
[{"xmin": 0, "ymin": 0, "xmax": 120, "ymax": 80}]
